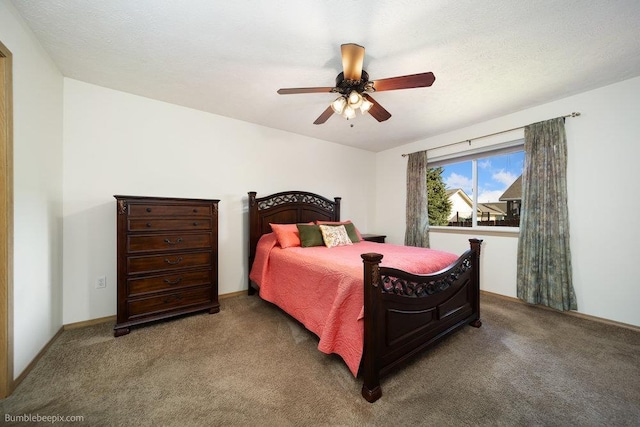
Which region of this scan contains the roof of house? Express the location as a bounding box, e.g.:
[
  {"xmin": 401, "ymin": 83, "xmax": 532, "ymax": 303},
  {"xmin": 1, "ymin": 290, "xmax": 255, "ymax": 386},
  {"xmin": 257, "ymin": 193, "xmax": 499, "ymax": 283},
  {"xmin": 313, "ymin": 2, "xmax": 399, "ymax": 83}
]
[
  {"xmin": 446, "ymin": 188, "xmax": 473, "ymax": 206},
  {"xmin": 499, "ymin": 175, "xmax": 523, "ymax": 201},
  {"xmin": 479, "ymin": 202, "xmax": 507, "ymax": 215},
  {"xmin": 446, "ymin": 189, "xmax": 506, "ymax": 215}
]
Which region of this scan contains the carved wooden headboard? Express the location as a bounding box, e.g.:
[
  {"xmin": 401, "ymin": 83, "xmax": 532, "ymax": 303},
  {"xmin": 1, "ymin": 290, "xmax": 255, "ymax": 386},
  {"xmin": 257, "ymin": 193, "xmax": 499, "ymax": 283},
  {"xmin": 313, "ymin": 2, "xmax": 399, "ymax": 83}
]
[{"xmin": 248, "ymin": 190, "xmax": 341, "ymax": 271}]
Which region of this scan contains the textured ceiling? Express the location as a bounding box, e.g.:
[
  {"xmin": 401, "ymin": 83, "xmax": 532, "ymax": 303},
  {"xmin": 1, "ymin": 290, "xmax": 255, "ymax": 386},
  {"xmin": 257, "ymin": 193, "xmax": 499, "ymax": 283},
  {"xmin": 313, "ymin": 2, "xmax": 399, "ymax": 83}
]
[{"xmin": 10, "ymin": 0, "xmax": 640, "ymax": 152}]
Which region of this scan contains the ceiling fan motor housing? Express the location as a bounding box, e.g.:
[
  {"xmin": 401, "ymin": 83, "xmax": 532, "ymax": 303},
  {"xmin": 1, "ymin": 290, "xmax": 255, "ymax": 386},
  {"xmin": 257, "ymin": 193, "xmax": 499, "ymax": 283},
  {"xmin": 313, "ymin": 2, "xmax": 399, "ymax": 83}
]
[{"xmin": 333, "ymin": 71, "xmax": 374, "ymax": 95}]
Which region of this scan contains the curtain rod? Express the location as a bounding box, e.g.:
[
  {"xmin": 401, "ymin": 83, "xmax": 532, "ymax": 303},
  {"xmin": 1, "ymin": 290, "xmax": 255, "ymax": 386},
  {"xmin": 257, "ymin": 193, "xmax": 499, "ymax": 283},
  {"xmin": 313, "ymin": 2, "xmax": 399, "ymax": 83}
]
[{"xmin": 401, "ymin": 112, "xmax": 581, "ymax": 157}]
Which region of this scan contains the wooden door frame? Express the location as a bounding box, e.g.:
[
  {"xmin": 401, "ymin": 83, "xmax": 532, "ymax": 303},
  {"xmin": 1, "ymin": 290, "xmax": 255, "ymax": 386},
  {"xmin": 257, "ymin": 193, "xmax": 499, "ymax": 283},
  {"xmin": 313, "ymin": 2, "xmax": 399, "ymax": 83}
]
[{"xmin": 0, "ymin": 40, "xmax": 14, "ymax": 398}]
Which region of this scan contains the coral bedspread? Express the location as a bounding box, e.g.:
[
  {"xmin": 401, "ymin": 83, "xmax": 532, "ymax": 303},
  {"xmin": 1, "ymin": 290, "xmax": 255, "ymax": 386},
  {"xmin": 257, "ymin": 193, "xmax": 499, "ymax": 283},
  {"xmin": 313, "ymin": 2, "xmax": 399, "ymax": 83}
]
[{"xmin": 249, "ymin": 233, "xmax": 459, "ymax": 376}]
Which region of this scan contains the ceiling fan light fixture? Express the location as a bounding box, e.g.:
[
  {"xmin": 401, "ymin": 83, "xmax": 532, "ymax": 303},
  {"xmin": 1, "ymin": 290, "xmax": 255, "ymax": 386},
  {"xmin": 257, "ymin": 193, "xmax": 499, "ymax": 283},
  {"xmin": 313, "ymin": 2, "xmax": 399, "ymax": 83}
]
[
  {"xmin": 331, "ymin": 96, "xmax": 347, "ymax": 115},
  {"xmin": 360, "ymin": 96, "xmax": 373, "ymax": 114},
  {"xmin": 347, "ymin": 90, "xmax": 363, "ymax": 109},
  {"xmin": 342, "ymin": 105, "xmax": 356, "ymax": 120}
]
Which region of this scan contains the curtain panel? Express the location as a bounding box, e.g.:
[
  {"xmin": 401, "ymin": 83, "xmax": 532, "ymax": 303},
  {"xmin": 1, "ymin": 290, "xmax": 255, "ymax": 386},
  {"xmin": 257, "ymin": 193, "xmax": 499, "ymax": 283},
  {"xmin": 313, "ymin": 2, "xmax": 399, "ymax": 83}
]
[
  {"xmin": 405, "ymin": 151, "xmax": 430, "ymax": 248},
  {"xmin": 517, "ymin": 118, "xmax": 577, "ymax": 311}
]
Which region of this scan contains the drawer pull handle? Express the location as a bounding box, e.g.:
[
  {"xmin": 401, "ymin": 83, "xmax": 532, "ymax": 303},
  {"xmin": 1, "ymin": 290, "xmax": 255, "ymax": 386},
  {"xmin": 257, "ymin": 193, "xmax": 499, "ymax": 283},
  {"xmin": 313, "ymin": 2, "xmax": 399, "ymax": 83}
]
[
  {"xmin": 146, "ymin": 222, "xmax": 152, "ymax": 227},
  {"xmin": 146, "ymin": 208, "xmax": 152, "ymax": 212},
  {"xmin": 164, "ymin": 257, "xmax": 183, "ymax": 265},
  {"xmin": 163, "ymin": 277, "xmax": 182, "ymax": 285},
  {"xmin": 163, "ymin": 294, "xmax": 182, "ymax": 304},
  {"xmin": 193, "ymin": 222, "xmax": 199, "ymax": 226},
  {"xmin": 164, "ymin": 238, "xmax": 183, "ymax": 245}
]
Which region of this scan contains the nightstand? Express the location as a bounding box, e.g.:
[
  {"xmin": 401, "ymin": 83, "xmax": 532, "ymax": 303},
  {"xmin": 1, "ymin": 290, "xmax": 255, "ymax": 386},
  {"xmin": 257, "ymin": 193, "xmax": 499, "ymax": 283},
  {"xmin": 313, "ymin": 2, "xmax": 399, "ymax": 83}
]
[{"xmin": 361, "ymin": 233, "xmax": 386, "ymax": 243}]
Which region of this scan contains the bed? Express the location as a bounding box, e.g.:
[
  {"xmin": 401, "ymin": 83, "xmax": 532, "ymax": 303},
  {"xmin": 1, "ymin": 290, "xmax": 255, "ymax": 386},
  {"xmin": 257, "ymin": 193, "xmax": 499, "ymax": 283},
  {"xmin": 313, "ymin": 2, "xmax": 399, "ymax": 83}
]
[{"xmin": 248, "ymin": 190, "xmax": 482, "ymax": 402}]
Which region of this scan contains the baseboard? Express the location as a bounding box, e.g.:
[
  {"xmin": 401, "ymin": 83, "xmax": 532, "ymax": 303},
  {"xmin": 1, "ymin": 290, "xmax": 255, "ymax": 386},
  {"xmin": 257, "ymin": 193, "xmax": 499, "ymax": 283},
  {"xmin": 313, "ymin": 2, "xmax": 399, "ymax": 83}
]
[
  {"xmin": 62, "ymin": 291, "xmax": 249, "ymax": 331},
  {"xmin": 57, "ymin": 291, "xmax": 640, "ymax": 334},
  {"xmin": 481, "ymin": 290, "xmax": 640, "ymax": 333},
  {"xmin": 63, "ymin": 315, "xmax": 117, "ymax": 330},
  {"xmin": 220, "ymin": 290, "xmax": 247, "ymax": 299},
  {"xmin": 12, "ymin": 326, "xmax": 64, "ymax": 393}
]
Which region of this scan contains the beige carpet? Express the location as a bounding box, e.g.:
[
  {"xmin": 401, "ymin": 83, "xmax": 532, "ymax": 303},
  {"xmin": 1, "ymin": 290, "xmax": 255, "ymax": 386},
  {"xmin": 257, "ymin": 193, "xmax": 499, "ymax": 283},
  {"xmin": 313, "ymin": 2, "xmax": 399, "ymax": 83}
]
[{"xmin": 1, "ymin": 293, "xmax": 639, "ymax": 426}]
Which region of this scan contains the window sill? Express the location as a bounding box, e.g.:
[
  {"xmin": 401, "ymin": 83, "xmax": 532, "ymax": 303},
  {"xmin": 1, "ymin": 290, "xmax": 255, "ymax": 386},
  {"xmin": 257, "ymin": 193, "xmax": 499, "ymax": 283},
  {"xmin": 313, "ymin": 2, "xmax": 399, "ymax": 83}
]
[{"xmin": 429, "ymin": 225, "xmax": 519, "ymax": 237}]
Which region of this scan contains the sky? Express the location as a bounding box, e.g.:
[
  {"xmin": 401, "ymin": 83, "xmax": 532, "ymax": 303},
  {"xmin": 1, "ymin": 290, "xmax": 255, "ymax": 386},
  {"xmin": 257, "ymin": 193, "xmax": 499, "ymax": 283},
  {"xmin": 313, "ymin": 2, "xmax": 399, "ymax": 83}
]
[{"xmin": 441, "ymin": 151, "xmax": 524, "ymax": 203}]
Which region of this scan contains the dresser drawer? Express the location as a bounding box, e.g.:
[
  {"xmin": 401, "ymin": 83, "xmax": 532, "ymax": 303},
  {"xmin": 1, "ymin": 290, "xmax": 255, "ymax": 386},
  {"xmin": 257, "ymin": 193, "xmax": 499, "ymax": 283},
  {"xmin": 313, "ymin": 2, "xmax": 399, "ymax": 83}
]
[
  {"xmin": 127, "ymin": 251, "xmax": 212, "ymax": 275},
  {"xmin": 127, "ymin": 286, "xmax": 212, "ymax": 318},
  {"xmin": 127, "ymin": 270, "xmax": 211, "ymax": 296},
  {"xmin": 128, "ymin": 203, "xmax": 212, "ymax": 217},
  {"xmin": 128, "ymin": 218, "xmax": 211, "ymax": 232},
  {"xmin": 127, "ymin": 232, "xmax": 211, "ymax": 253}
]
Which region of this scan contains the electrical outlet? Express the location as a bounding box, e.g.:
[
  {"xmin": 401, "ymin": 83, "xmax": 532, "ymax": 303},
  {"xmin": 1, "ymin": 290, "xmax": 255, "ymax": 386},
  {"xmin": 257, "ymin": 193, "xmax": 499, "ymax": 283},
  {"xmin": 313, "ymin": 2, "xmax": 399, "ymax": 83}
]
[{"xmin": 96, "ymin": 276, "xmax": 107, "ymax": 289}]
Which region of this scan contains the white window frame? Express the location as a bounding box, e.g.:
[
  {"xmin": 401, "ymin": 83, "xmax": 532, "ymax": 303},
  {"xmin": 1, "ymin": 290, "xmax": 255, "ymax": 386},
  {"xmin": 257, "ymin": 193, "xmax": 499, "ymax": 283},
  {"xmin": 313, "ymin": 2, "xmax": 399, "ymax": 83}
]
[{"xmin": 428, "ymin": 139, "xmax": 524, "ymax": 232}]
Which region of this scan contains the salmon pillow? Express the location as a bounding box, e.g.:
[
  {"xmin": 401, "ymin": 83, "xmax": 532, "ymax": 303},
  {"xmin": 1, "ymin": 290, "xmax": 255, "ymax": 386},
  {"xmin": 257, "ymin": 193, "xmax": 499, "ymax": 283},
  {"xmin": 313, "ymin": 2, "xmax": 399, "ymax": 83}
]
[{"xmin": 270, "ymin": 223, "xmax": 312, "ymax": 248}]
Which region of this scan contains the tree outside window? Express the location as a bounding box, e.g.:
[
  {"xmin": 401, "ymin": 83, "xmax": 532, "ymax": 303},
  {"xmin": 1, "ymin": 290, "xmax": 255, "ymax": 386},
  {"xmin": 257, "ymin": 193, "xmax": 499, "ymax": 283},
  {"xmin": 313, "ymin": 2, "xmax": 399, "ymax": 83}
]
[{"xmin": 426, "ymin": 167, "xmax": 452, "ymax": 226}]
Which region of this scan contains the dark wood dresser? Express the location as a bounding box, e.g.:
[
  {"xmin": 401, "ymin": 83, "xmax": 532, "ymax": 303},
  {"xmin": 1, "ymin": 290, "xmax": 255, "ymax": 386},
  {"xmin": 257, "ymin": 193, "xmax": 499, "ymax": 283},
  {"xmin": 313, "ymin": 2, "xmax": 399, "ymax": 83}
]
[{"xmin": 113, "ymin": 195, "xmax": 220, "ymax": 337}]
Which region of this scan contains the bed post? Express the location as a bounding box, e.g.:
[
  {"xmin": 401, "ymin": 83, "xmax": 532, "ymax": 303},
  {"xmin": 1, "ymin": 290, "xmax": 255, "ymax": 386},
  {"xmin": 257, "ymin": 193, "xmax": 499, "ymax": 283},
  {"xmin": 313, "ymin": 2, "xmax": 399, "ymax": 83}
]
[
  {"xmin": 334, "ymin": 197, "xmax": 341, "ymax": 220},
  {"xmin": 469, "ymin": 238, "xmax": 483, "ymax": 328},
  {"xmin": 248, "ymin": 191, "xmax": 259, "ymax": 295},
  {"xmin": 361, "ymin": 252, "xmax": 384, "ymax": 403}
]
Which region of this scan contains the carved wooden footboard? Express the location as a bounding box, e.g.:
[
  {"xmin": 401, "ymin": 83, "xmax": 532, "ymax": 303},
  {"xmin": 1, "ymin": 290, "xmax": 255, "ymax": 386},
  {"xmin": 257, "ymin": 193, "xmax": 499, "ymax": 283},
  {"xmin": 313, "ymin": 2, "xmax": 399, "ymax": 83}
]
[
  {"xmin": 360, "ymin": 239, "xmax": 482, "ymax": 402},
  {"xmin": 247, "ymin": 191, "xmax": 482, "ymax": 403}
]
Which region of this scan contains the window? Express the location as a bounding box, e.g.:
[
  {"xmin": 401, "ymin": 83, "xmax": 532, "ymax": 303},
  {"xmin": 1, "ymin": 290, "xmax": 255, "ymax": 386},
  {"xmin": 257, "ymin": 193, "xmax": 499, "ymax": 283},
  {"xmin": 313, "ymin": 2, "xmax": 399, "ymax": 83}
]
[{"xmin": 428, "ymin": 143, "xmax": 524, "ymax": 228}]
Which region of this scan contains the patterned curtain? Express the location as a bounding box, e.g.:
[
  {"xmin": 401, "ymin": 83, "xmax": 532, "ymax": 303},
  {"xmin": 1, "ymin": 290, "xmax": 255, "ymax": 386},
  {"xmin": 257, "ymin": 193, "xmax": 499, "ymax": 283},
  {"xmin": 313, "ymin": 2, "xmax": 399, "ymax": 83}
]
[
  {"xmin": 405, "ymin": 150, "xmax": 430, "ymax": 247},
  {"xmin": 517, "ymin": 118, "xmax": 577, "ymax": 311}
]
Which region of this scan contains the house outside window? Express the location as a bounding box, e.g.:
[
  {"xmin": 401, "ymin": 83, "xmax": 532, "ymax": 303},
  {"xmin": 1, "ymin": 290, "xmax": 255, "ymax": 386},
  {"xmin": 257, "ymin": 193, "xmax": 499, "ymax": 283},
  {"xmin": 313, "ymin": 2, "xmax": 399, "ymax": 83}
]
[{"xmin": 428, "ymin": 143, "xmax": 524, "ymax": 228}]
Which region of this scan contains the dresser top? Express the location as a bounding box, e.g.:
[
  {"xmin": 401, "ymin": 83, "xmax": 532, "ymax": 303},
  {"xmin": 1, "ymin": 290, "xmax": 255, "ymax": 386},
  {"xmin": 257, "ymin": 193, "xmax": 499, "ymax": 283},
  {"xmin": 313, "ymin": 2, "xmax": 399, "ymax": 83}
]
[{"xmin": 114, "ymin": 195, "xmax": 220, "ymax": 203}]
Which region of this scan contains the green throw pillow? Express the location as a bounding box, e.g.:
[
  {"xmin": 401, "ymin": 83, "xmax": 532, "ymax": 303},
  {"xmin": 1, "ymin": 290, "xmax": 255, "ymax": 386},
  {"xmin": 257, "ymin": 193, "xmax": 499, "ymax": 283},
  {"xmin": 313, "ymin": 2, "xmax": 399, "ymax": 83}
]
[{"xmin": 297, "ymin": 224, "xmax": 325, "ymax": 247}]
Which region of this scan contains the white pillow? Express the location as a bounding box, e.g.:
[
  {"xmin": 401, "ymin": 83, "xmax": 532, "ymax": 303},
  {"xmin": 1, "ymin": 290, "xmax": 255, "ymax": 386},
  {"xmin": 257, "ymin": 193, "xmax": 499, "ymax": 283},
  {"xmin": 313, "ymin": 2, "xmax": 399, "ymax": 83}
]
[{"xmin": 319, "ymin": 224, "xmax": 353, "ymax": 248}]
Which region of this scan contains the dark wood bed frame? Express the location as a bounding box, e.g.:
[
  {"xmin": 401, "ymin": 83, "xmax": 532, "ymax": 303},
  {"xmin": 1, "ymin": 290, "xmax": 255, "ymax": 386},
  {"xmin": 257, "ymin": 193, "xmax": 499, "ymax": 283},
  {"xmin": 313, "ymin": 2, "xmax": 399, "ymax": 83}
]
[{"xmin": 248, "ymin": 190, "xmax": 482, "ymax": 403}]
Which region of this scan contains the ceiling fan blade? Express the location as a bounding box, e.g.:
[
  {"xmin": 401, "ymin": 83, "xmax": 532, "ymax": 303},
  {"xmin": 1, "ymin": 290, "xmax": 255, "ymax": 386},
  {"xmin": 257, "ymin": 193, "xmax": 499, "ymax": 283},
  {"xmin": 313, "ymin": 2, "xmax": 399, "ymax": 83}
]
[
  {"xmin": 313, "ymin": 106, "xmax": 334, "ymax": 125},
  {"xmin": 371, "ymin": 72, "xmax": 435, "ymax": 92},
  {"xmin": 341, "ymin": 43, "xmax": 365, "ymax": 81},
  {"xmin": 277, "ymin": 87, "xmax": 335, "ymax": 95},
  {"xmin": 365, "ymin": 95, "xmax": 391, "ymax": 122}
]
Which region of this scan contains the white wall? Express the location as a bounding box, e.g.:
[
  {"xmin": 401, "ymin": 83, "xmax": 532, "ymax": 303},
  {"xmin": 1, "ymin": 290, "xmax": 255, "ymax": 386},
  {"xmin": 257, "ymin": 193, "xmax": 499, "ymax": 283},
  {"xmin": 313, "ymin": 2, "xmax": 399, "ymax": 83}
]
[
  {"xmin": 375, "ymin": 76, "xmax": 640, "ymax": 327},
  {"xmin": 62, "ymin": 78, "xmax": 376, "ymax": 324},
  {"xmin": 0, "ymin": 0, "xmax": 64, "ymax": 378}
]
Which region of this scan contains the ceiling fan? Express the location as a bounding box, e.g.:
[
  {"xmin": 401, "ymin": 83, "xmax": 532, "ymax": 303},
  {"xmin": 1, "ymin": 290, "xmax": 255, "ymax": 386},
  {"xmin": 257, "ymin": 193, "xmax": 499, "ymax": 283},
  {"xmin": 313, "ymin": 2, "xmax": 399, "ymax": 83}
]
[{"xmin": 277, "ymin": 43, "xmax": 436, "ymax": 125}]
